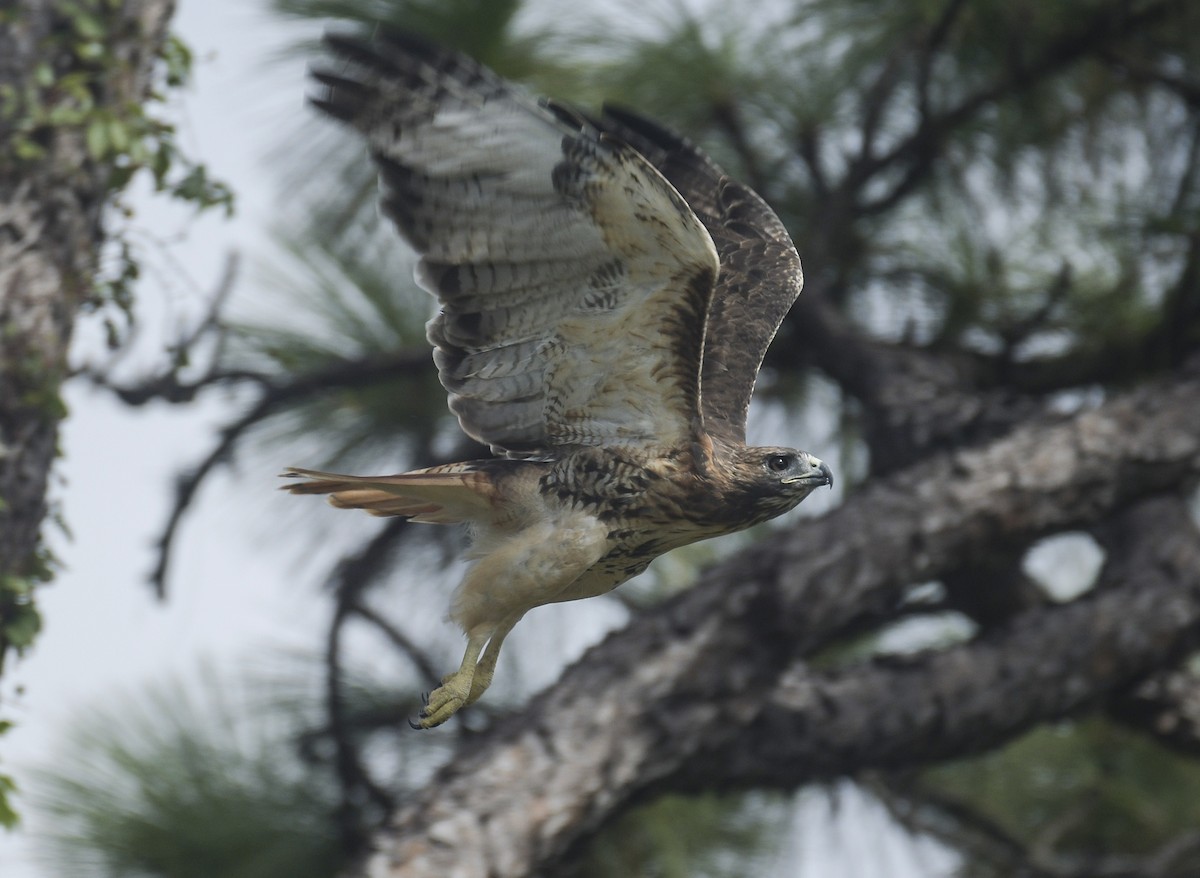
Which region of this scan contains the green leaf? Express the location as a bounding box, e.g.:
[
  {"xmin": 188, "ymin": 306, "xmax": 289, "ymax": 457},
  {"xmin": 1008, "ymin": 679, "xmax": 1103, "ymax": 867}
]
[
  {"xmin": 1, "ymin": 575, "xmax": 31, "ymax": 598},
  {"xmin": 2, "ymin": 603, "xmax": 43, "ymax": 650},
  {"xmin": 74, "ymin": 39, "xmax": 106, "ymax": 62},
  {"xmin": 107, "ymin": 162, "xmax": 135, "ymax": 191},
  {"xmin": 106, "ymin": 116, "xmax": 130, "ymax": 154},
  {"xmin": 85, "ymin": 116, "xmax": 109, "ymax": 159},
  {"xmin": 162, "ymin": 34, "xmax": 194, "ymax": 87},
  {"xmin": 33, "ymin": 62, "xmax": 54, "ymax": 88},
  {"xmin": 151, "ymin": 141, "xmax": 173, "ymax": 187},
  {"xmin": 70, "ymin": 9, "xmax": 106, "ymax": 41},
  {"xmin": 0, "ymin": 772, "xmax": 19, "ymax": 831}
]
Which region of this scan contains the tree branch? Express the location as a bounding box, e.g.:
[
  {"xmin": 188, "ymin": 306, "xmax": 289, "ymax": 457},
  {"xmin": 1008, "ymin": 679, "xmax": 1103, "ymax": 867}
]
[
  {"xmin": 689, "ymin": 495, "xmax": 1200, "ymax": 791},
  {"xmin": 963, "ymin": 232, "xmax": 1200, "ymax": 397},
  {"xmin": 358, "ymin": 368, "xmax": 1200, "ymax": 878},
  {"xmin": 873, "ymin": 772, "xmax": 1200, "ymax": 878},
  {"xmin": 145, "ymin": 349, "xmax": 432, "ymax": 596},
  {"xmin": 871, "ymin": 773, "xmax": 1053, "ymax": 878},
  {"xmin": 856, "ymin": 0, "xmax": 1183, "ymax": 217},
  {"xmin": 97, "ymin": 348, "xmax": 433, "ymax": 408}
]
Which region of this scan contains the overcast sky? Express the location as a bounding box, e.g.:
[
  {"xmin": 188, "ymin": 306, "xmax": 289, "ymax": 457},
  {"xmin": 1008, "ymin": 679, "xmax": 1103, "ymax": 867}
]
[{"xmin": 0, "ymin": 3, "xmax": 954, "ymax": 875}]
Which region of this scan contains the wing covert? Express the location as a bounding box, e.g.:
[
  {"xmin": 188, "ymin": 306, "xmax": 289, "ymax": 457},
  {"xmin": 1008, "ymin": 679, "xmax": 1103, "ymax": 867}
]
[{"xmin": 596, "ymin": 107, "xmax": 804, "ymax": 444}]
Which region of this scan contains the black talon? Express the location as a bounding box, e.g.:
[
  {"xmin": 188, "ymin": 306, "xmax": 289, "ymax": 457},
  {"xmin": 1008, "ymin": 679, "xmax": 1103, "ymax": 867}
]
[
  {"xmin": 408, "ymin": 716, "xmax": 424, "ymax": 730},
  {"xmin": 420, "ymin": 691, "xmax": 429, "ymax": 706}
]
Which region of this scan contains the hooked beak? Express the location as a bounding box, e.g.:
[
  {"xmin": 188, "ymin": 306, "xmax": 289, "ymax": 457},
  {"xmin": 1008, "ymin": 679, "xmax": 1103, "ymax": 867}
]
[{"xmin": 783, "ymin": 455, "xmax": 834, "ymax": 490}]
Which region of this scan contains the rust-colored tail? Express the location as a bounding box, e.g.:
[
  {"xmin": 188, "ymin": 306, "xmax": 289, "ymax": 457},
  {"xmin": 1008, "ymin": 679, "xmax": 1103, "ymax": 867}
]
[{"xmin": 280, "ymin": 465, "xmax": 496, "ymax": 524}]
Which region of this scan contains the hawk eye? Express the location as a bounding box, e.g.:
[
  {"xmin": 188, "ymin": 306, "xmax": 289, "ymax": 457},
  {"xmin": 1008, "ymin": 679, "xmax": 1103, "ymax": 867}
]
[{"xmin": 766, "ymin": 453, "xmax": 793, "ymax": 473}]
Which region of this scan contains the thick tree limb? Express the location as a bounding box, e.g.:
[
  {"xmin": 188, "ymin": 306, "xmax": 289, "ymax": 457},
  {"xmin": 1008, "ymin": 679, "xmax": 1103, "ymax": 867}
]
[
  {"xmin": 358, "ymin": 369, "xmax": 1200, "ymax": 878},
  {"xmin": 1086, "ymin": 496, "xmax": 1200, "ymax": 757},
  {"xmin": 688, "ymin": 495, "xmax": 1200, "ymax": 790},
  {"xmin": 848, "ymin": 498, "xmax": 1200, "ymax": 878}
]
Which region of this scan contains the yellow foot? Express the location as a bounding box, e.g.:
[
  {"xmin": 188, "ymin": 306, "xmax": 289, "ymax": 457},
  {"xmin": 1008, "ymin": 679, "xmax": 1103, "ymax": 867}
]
[
  {"xmin": 410, "ymin": 670, "xmax": 474, "ymax": 729},
  {"xmin": 463, "ymin": 666, "xmax": 494, "ymax": 708}
]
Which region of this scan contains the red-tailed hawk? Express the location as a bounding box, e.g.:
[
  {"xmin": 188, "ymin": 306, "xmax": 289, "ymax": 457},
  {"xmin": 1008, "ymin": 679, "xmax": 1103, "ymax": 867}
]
[{"xmin": 283, "ymin": 31, "xmax": 832, "ymax": 728}]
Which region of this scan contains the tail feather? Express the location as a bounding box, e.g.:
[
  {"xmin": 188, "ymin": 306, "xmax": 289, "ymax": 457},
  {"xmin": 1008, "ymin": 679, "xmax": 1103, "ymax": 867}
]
[{"xmin": 280, "ymin": 465, "xmax": 495, "ymax": 524}]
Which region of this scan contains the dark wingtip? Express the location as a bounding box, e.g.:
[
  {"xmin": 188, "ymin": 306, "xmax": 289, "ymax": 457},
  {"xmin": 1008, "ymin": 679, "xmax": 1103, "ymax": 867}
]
[
  {"xmin": 321, "ymin": 29, "xmax": 377, "ymax": 61},
  {"xmin": 373, "ymin": 27, "xmax": 444, "ymax": 60},
  {"xmin": 308, "ymin": 95, "xmax": 357, "ymax": 124},
  {"xmin": 322, "ymin": 26, "xmax": 446, "ymax": 68},
  {"xmin": 601, "ymin": 103, "xmax": 689, "ymax": 152}
]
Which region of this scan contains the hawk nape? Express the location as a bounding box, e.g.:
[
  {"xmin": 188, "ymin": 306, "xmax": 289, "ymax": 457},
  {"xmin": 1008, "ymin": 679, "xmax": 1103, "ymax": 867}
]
[{"xmin": 283, "ymin": 31, "xmax": 832, "ymax": 729}]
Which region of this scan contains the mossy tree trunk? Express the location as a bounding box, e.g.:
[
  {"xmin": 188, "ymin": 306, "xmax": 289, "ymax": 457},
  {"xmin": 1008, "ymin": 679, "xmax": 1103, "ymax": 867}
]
[{"xmin": 0, "ymin": 0, "xmax": 175, "ymax": 666}]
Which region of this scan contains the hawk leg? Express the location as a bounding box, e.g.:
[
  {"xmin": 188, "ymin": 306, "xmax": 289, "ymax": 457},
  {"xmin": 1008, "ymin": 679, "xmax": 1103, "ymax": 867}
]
[
  {"xmin": 464, "ymin": 613, "xmax": 520, "ymax": 707},
  {"xmin": 415, "ymin": 613, "xmax": 519, "ymax": 727},
  {"xmin": 414, "ymin": 514, "xmax": 609, "ymax": 728},
  {"xmin": 417, "ymin": 626, "xmax": 490, "ymax": 728}
]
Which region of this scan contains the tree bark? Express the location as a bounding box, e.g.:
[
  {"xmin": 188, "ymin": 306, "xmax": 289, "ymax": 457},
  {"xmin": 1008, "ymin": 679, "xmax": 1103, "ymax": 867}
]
[
  {"xmin": 1113, "ymin": 669, "xmax": 1200, "ymax": 761},
  {"xmin": 359, "ymin": 367, "xmax": 1200, "ymax": 878},
  {"xmin": 0, "ymin": 0, "xmax": 175, "ymax": 656},
  {"xmin": 687, "ymin": 495, "xmax": 1200, "ymax": 791}
]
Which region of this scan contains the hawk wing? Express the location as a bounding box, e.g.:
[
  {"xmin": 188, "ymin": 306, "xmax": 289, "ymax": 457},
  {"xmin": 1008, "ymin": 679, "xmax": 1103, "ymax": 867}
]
[
  {"xmin": 311, "ymin": 33, "xmax": 719, "ymax": 457},
  {"xmin": 593, "ymin": 107, "xmax": 804, "ymax": 445}
]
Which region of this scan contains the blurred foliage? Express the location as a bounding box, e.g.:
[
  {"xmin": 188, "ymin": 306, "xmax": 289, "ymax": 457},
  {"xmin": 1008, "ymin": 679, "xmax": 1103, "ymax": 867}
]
[
  {"xmin": 269, "ymin": 0, "xmax": 1200, "ymax": 392},
  {"xmin": 30, "ymin": 664, "xmax": 784, "ymax": 878},
  {"xmin": 0, "ymin": 733, "xmax": 17, "ymax": 831},
  {"xmin": 230, "ymin": 233, "xmax": 450, "ymax": 470},
  {"xmin": 33, "ymin": 672, "xmax": 349, "ymax": 878},
  {"xmin": 565, "ymin": 792, "xmax": 786, "ymax": 878},
  {"xmin": 923, "ymin": 717, "xmax": 1200, "ymax": 873},
  {"xmin": 0, "ymin": 0, "xmax": 234, "ymax": 344}
]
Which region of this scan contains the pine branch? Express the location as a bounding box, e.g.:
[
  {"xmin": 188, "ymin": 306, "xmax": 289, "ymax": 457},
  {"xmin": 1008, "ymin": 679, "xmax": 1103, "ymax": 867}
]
[
  {"xmin": 856, "ymin": 0, "xmax": 1185, "ymax": 217},
  {"xmin": 356, "ymin": 367, "xmax": 1200, "ymax": 878},
  {"xmin": 324, "ymin": 517, "xmax": 409, "ymax": 855},
  {"xmin": 145, "ymin": 349, "xmax": 431, "ymax": 597},
  {"xmin": 873, "ymin": 772, "xmax": 1200, "ymax": 878},
  {"xmin": 870, "ymin": 773, "xmax": 1052, "ymax": 878},
  {"xmin": 691, "ymin": 495, "xmax": 1200, "ymax": 791}
]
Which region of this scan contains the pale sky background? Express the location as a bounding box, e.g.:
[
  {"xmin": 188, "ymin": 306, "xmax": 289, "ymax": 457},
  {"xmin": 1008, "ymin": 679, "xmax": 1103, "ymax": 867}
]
[{"xmin": 0, "ymin": 2, "xmax": 956, "ymax": 875}]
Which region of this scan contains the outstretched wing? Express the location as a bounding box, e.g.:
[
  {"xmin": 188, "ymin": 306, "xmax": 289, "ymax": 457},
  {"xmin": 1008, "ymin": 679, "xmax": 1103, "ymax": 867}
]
[
  {"xmin": 311, "ymin": 32, "xmax": 719, "ymax": 457},
  {"xmin": 594, "ymin": 107, "xmax": 804, "ymax": 445}
]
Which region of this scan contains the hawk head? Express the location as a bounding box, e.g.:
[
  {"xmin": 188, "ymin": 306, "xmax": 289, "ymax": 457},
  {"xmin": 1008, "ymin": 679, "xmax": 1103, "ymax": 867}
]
[{"xmin": 723, "ymin": 447, "xmax": 833, "ymax": 525}]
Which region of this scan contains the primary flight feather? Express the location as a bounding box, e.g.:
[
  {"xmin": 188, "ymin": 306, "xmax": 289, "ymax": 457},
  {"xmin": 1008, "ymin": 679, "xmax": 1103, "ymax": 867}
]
[{"xmin": 284, "ymin": 30, "xmax": 832, "ymax": 728}]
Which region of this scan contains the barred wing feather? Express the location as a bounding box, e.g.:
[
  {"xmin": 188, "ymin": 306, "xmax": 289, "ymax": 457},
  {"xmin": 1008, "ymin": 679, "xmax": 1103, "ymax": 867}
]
[{"xmin": 312, "ymin": 32, "xmax": 719, "ymax": 457}]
